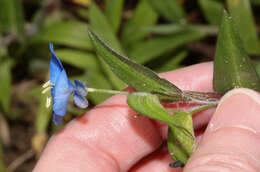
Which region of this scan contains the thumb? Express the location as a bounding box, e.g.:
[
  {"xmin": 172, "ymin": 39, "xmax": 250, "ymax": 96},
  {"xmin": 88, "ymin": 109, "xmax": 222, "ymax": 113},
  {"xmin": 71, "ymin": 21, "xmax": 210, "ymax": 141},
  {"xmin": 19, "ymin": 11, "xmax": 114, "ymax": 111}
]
[{"xmin": 185, "ymin": 88, "xmax": 260, "ymax": 172}]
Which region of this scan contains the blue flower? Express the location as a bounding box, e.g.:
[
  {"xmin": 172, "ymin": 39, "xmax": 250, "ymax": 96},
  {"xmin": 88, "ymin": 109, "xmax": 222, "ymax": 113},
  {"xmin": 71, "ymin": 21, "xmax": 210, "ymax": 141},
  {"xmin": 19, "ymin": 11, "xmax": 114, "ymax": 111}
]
[{"xmin": 42, "ymin": 43, "xmax": 88, "ymax": 125}]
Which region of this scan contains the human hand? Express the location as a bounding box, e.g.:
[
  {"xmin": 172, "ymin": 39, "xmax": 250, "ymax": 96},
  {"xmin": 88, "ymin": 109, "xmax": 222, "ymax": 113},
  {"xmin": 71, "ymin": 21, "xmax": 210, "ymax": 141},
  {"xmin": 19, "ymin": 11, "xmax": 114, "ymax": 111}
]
[{"xmin": 33, "ymin": 62, "xmax": 260, "ymax": 172}]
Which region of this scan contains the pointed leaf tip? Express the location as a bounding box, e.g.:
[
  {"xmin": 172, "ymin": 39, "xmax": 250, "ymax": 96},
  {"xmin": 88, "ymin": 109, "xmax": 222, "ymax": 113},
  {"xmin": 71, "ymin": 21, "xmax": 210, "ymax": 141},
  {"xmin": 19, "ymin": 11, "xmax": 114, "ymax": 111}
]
[
  {"xmin": 89, "ymin": 28, "xmax": 220, "ymax": 104},
  {"xmin": 227, "ymin": 0, "xmax": 260, "ymax": 55},
  {"xmin": 213, "ymin": 10, "xmax": 260, "ymax": 93},
  {"xmin": 88, "ymin": 29, "xmax": 183, "ymax": 96}
]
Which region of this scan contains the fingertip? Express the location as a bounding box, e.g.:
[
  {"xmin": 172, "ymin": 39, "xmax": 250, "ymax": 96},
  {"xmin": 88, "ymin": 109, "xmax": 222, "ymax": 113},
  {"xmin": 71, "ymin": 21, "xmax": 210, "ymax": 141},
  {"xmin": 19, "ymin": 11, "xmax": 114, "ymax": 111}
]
[
  {"xmin": 185, "ymin": 88, "xmax": 260, "ymax": 172},
  {"xmin": 209, "ymin": 88, "xmax": 260, "ymax": 134}
]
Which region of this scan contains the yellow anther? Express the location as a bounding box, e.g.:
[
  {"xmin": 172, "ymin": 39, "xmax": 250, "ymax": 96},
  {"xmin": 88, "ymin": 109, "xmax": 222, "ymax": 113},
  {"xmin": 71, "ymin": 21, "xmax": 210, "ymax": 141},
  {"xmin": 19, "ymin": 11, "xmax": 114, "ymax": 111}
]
[
  {"xmin": 46, "ymin": 96, "xmax": 52, "ymax": 108},
  {"xmin": 42, "ymin": 80, "xmax": 51, "ymax": 88},
  {"xmin": 41, "ymin": 86, "xmax": 52, "ymax": 94}
]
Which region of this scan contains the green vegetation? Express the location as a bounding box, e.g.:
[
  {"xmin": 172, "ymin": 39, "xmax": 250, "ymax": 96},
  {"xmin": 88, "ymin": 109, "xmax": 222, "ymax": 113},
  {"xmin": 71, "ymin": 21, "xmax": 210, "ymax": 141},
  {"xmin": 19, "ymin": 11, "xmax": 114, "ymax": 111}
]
[{"xmin": 0, "ymin": 0, "xmax": 260, "ymax": 170}]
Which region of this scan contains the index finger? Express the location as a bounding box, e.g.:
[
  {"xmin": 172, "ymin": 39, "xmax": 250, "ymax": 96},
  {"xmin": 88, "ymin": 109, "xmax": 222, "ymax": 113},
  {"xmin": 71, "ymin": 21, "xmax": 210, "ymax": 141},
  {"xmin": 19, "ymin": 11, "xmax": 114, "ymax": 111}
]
[{"xmin": 34, "ymin": 62, "xmax": 214, "ymax": 172}]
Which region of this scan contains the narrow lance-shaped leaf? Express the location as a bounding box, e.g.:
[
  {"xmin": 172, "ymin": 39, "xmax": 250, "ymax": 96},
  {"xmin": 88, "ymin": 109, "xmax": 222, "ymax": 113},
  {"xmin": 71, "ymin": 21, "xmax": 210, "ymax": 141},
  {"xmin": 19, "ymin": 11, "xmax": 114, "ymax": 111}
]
[
  {"xmin": 198, "ymin": 0, "xmax": 223, "ymax": 25},
  {"xmin": 89, "ymin": 3, "xmax": 122, "ymax": 53},
  {"xmin": 227, "ymin": 0, "xmax": 260, "ymax": 55},
  {"xmin": 33, "ymin": 21, "xmax": 93, "ymax": 50},
  {"xmin": 121, "ymin": 0, "xmax": 158, "ymax": 48},
  {"xmin": 213, "ymin": 10, "xmax": 260, "ymax": 93},
  {"xmin": 147, "ymin": 0, "xmax": 186, "ymax": 23},
  {"xmin": 168, "ymin": 111, "xmax": 195, "ymax": 165},
  {"xmin": 129, "ymin": 31, "xmax": 205, "ymax": 64},
  {"xmin": 88, "ymin": 29, "xmax": 182, "ymax": 96},
  {"xmin": 54, "ymin": 49, "xmax": 99, "ymax": 70},
  {"xmin": 142, "ymin": 24, "xmax": 218, "ymax": 36},
  {"xmin": 156, "ymin": 51, "xmax": 187, "ymax": 73},
  {"xmin": 105, "ymin": 0, "xmax": 124, "ymax": 33},
  {"xmin": 89, "ymin": 29, "xmax": 221, "ymax": 104},
  {"xmin": 89, "ymin": 2, "xmax": 127, "ymax": 90},
  {"xmin": 0, "ymin": 0, "xmax": 25, "ymax": 39}
]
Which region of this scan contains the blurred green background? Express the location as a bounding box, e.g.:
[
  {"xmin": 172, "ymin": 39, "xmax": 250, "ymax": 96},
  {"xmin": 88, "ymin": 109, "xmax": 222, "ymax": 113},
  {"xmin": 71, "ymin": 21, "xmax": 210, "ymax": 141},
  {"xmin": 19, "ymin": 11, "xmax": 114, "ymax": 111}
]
[{"xmin": 1, "ymin": 0, "xmax": 260, "ymax": 171}]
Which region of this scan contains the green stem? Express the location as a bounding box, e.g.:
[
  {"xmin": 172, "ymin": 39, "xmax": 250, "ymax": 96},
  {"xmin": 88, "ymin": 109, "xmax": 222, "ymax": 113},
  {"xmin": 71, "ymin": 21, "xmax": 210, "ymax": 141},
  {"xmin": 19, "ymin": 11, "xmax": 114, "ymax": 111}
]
[
  {"xmin": 87, "ymin": 88, "xmax": 222, "ymax": 106},
  {"xmin": 88, "ymin": 88, "xmax": 183, "ymax": 102},
  {"xmin": 88, "ymin": 88, "xmax": 130, "ymax": 95},
  {"xmin": 183, "ymin": 91, "xmax": 221, "ymax": 105},
  {"xmin": 188, "ymin": 104, "xmax": 216, "ymax": 115}
]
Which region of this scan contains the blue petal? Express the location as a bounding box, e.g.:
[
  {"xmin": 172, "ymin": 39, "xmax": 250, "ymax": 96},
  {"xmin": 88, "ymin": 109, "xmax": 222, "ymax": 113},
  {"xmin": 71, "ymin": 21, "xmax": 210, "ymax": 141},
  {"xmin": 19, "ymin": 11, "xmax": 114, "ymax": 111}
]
[
  {"xmin": 53, "ymin": 69, "xmax": 70, "ymax": 96},
  {"xmin": 49, "ymin": 43, "xmax": 64, "ymax": 84},
  {"xmin": 52, "ymin": 70, "xmax": 73, "ymax": 116},
  {"xmin": 53, "ymin": 114, "xmax": 63, "ymax": 125},
  {"xmin": 74, "ymin": 80, "xmax": 88, "ymax": 96},
  {"xmin": 73, "ymin": 92, "xmax": 88, "ymax": 108},
  {"xmin": 69, "ymin": 80, "xmax": 76, "ymax": 90}
]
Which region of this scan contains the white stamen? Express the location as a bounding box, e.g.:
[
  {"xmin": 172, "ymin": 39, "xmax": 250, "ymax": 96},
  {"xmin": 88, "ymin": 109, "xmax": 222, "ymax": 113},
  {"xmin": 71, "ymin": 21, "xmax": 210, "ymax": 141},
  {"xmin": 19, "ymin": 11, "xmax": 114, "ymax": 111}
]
[
  {"xmin": 42, "ymin": 86, "xmax": 52, "ymax": 94},
  {"xmin": 46, "ymin": 96, "xmax": 52, "ymax": 108},
  {"xmin": 42, "ymin": 80, "xmax": 51, "ymax": 88}
]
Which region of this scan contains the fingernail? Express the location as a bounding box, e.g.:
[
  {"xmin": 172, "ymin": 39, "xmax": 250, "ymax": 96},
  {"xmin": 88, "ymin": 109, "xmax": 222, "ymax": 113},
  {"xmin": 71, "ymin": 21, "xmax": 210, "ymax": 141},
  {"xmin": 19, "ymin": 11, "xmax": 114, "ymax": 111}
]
[{"xmin": 208, "ymin": 88, "xmax": 260, "ymax": 133}]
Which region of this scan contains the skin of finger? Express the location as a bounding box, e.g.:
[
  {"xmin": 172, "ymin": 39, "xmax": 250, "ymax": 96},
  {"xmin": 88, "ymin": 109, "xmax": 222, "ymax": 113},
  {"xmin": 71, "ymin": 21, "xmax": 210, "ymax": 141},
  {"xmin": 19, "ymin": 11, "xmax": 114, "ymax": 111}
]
[
  {"xmin": 34, "ymin": 62, "xmax": 214, "ymax": 172},
  {"xmin": 184, "ymin": 90, "xmax": 260, "ymax": 172},
  {"xmin": 129, "ymin": 132, "xmax": 204, "ymax": 172},
  {"xmin": 129, "ymin": 148, "xmax": 182, "ymax": 172}
]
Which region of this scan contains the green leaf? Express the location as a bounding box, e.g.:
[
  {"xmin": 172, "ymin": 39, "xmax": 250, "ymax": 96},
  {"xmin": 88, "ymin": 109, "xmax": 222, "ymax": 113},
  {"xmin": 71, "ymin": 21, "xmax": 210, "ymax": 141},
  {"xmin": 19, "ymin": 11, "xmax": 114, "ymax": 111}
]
[
  {"xmin": 142, "ymin": 24, "xmax": 218, "ymax": 36},
  {"xmin": 89, "ymin": 2, "xmax": 126, "ymax": 90},
  {"xmin": 198, "ymin": 0, "xmax": 223, "ymax": 25},
  {"xmin": 213, "ymin": 10, "xmax": 260, "ymax": 93},
  {"xmin": 88, "ymin": 29, "xmax": 182, "ymax": 96},
  {"xmin": 127, "ymin": 92, "xmax": 188, "ymax": 127},
  {"xmin": 105, "ymin": 0, "xmax": 124, "ymax": 33},
  {"xmin": 129, "ymin": 31, "xmax": 205, "ymax": 64},
  {"xmin": 89, "ymin": 2, "xmax": 123, "ymax": 53},
  {"xmin": 127, "ymin": 93, "xmax": 176, "ymax": 123},
  {"xmin": 227, "ymin": 0, "xmax": 260, "ymax": 55},
  {"xmin": 54, "ymin": 49, "xmax": 99, "ymax": 70},
  {"xmin": 0, "ymin": 60, "xmax": 12, "ymax": 114},
  {"xmin": 147, "ymin": 0, "xmax": 186, "ymax": 23},
  {"xmin": 32, "ymin": 21, "xmax": 93, "ymax": 49},
  {"xmin": 127, "ymin": 93, "xmax": 195, "ymax": 165},
  {"xmin": 168, "ymin": 111, "xmax": 195, "ymax": 164},
  {"xmin": 121, "ymin": 0, "xmax": 158, "ymax": 48},
  {"xmin": 0, "ymin": 0, "xmax": 25, "ymax": 39},
  {"xmin": 156, "ymin": 51, "xmax": 187, "ymax": 73}
]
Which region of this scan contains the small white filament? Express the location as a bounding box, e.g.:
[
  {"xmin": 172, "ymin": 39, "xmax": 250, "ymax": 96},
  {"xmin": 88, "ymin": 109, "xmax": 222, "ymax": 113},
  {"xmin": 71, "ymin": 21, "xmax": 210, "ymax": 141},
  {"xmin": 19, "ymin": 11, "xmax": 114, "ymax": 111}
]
[
  {"xmin": 41, "ymin": 86, "xmax": 52, "ymax": 94},
  {"xmin": 42, "ymin": 80, "xmax": 51, "ymax": 88},
  {"xmin": 46, "ymin": 96, "xmax": 52, "ymax": 108}
]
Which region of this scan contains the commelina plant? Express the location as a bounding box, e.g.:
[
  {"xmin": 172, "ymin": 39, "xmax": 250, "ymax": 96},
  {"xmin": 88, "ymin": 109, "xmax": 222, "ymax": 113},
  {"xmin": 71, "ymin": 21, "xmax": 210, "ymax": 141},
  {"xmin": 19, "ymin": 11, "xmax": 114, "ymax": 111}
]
[
  {"xmin": 42, "ymin": 10, "xmax": 260, "ymax": 168},
  {"xmin": 42, "ymin": 40, "xmax": 220, "ymax": 168}
]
